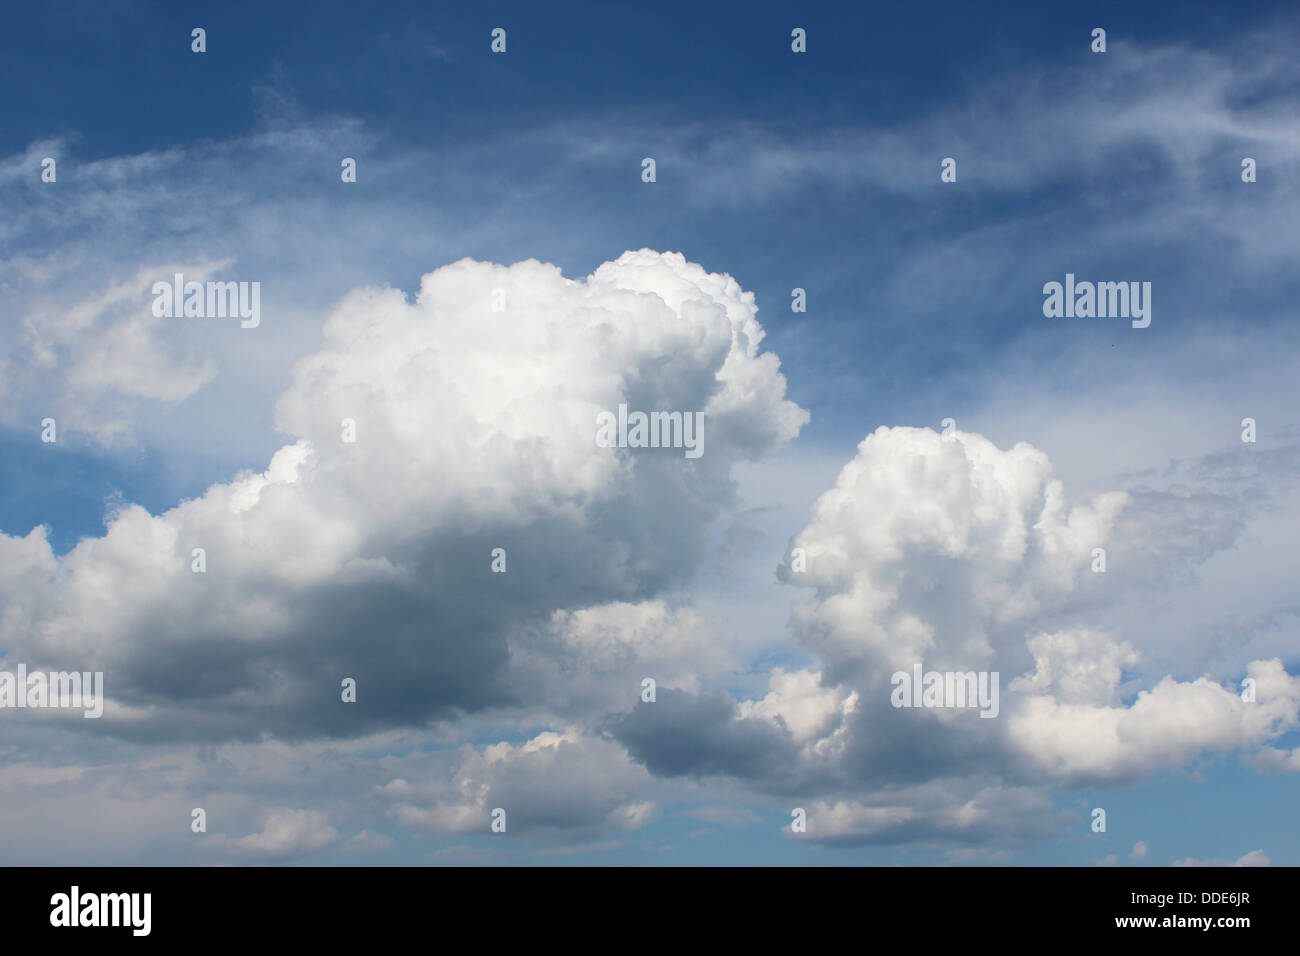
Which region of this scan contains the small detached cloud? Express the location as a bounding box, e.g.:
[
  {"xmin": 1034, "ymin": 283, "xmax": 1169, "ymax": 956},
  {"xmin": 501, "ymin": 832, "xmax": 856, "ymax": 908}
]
[{"xmin": 1172, "ymin": 849, "xmax": 1270, "ymax": 867}]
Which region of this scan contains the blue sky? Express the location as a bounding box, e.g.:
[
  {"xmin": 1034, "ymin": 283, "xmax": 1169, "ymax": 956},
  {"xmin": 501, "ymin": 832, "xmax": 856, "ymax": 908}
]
[{"xmin": 0, "ymin": 1, "xmax": 1297, "ymax": 866}]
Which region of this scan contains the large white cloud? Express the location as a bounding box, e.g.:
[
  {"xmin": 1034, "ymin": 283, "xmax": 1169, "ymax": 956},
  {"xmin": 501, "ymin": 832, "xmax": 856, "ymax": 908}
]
[{"xmin": 0, "ymin": 250, "xmax": 807, "ymax": 743}]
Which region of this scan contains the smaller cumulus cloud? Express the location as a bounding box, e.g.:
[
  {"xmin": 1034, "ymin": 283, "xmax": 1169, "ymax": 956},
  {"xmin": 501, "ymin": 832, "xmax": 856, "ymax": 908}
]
[
  {"xmin": 1171, "ymin": 849, "xmax": 1271, "ymax": 867},
  {"xmin": 211, "ymin": 808, "xmax": 339, "ymax": 862},
  {"xmin": 382, "ymin": 731, "xmax": 655, "ymax": 841},
  {"xmin": 1245, "ymin": 745, "xmax": 1300, "ymax": 774}
]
